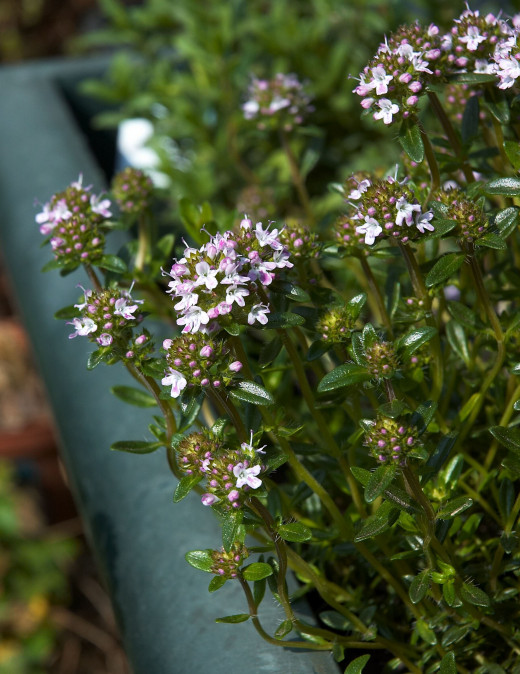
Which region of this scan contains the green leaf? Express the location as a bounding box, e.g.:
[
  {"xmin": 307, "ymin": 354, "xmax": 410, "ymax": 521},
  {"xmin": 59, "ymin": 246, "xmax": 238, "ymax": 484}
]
[
  {"xmin": 439, "ymin": 652, "xmax": 456, "ymax": 674},
  {"xmin": 398, "ymin": 326, "xmax": 437, "ymax": 356},
  {"xmin": 274, "ymin": 619, "xmax": 294, "ymax": 639},
  {"xmin": 273, "ymin": 281, "xmax": 311, "ymax": 303},
  {"xmin": 178, "ymin": 392, "xmax": 204, "ymax": 432},
  {"xmin": 307, "ymin": 340, "xmax": 330, "ymax": 361},
  {"xmin": 450, "ymin": 72, "xmax": 497, "ymax": 84},
  {"xmin": 425, "ymin": 218, "xmax": 457, "ymax": 239},
  {"xmin": 461, "ymin": 95, "xmax": 480, "ymax": 144},
  {"xmin": 344, "ymin": 655, "xmax": 371, "ymax": 674},
  {"xmin": 460, "ymin": 582, "xmax": 491, "ymax": 607},
  {"xmin": 425, "ymin": 253, "xmax": 465, "ymax": 287},
  {"xmin": 354, "ymin": 502, "xmax": 399, "ymax": 542},
  {"xmin": 483, "ymin": 88, "xmax": 510, "ymax": 124},
  {"xmin": 345, "ymin": 293, "xmax": 367, "ymax": 320},
  {"xmin": 399, "ymin": 118, "xmax": 424, "ymax": 163},
  {"xmin": 502, "ymin": 453, "xmax": 520, "ymax": 477},
  {"xmin": 253, "ymin": 577, "xmax": 266, "ymax": 606},
  {"xmin": 495, "ymin": 206, "xmax": 519, "ymax": 239},
  {"xmin": 441, "ymin": 625, "xmax": 471, "ymax": 648},
  {"xmin": 365, "ymin": 463, "xmax": 397, "ymax": 503},
  {"xmin": 490, "ymin": 426, "xmax": 520, "ymax": 454},
  {"xmin": 156, "ymin": 233, "xmax": 175, "ymax": 259},
  {"xmin": 446, "ymin": 321, "xmax": 470, "ymax": 365},
  {"xmin": 211, "ymin": 418, "xmax": 227, "ymax": 437},
  {"xmin": 503, "ymin": 140, "xmax": 520, "ymax": 170},
  {"xmin": 278, "ymin": 522, "xmax": 312, "ymax": 542},
  {"xmin": 319, "ymin": 611, "xmax": 351, "ymax": 631},
  {"xmin": 416, "ymin": 619, "xmax": 437, "ymax": 645},
  {"xmin": 54, "ymin": 305, "xmax": 80, "ymax": 320},
  {"xmin": 317, "ymin": 364, "xmax": 371, "ymax": 393},
  {"xmin": 223, "ymin": 323, "xmax": 241, "ymax": 336},
  {"xmin": 97, "ymin": 254, "xmax": 127, "ymax": 273},
  {"xmin": 478, "ymin": 232, "xmax": 507, "ymax": 250},
  {"xmin": 266, "ymin": 311, "xmax": 305, "ymax": 328},
  {"xmin": 41, "ymin": 258, "xmax": 65, "ymax": 273},
  {"xmin": 500, "ymin": 531, "xmax": 518, "ymax": 554},
  {"xmin": 222, "ymin": 510, "xmax": 244, "ymax": 553},
  {"xmin": 173, "ymin": 474, "xmax": 203, "ymax": 503},
  {"xmin": 259, "ymin": 336, "xmax": 283, "ymax": 367},
  {"xmin": 484, "ymin": 177, "xmax": 520, "ymax": 196},
  {"xmin": 110, "ymin": 440, "xmax": 162, "ymax": 454},
  {"xmin": 185, "ymin": 549, "xmax": 213, "ymax": 572},
  {"xmin": 208, "ymin": 575, "xmax": 227, "ymax": 592},
  {"xmin": 230, "ymin": 381, "xmax": 274, "ymax": 406},
  {"xmin": 111, "ymin": 385, "xmax": 157, "ymax": 407},
  {"xmin": 443, "ymin": 581, "xmax": 458, "ymax": 607},
  {"xmin": 87, "ymin": 349, "xmax": 106, "ymax": 370},
  {"xmin": 409, "ymin": 569, "xmax": 431, "ymax": 604},
  {"xmin": 215, "ymin": 613, "xmax": 250, "ymax": 624},
  {"xmin": 242, "ymin": 562, "xmax": 273, "ymax": 581},
  {"xmin": 446, "ymin": 301, "xmax": 478, "ymax": 329},
  {"xmin": 411, "ymin": 401, "xmax": 437, "ymax": 435},
  {"xmin": 436, "ymin": 496, "xmax": 473, "ymax": 519}
]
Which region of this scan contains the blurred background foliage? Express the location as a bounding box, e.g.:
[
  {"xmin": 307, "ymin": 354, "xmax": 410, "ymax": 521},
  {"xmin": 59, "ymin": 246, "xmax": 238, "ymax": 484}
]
[{"xmin": 77, "ymin": 0, "xmax": 515, "ymax": 227}]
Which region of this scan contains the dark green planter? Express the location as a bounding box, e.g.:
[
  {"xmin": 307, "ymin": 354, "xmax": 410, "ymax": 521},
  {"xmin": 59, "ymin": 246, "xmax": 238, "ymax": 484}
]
[{"xmin": 0, "ymin": 57, "xmax": 339, "ymax": 674}]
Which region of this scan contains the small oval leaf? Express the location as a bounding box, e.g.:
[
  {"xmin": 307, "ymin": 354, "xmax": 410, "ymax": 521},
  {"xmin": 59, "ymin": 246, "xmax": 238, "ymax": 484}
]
[
  {"xmin": 436, "ymin": 496, "xmax": 473, "ymax": 519},
  {"xmin": 425, "ymin": 253, "xmax": 465, "ymax": 287},
  {"xmin": 399, "ymin": 118, "xmax": 424, "ymax": 163},
  {"xmin": 173, "ymin": 474, "xmax": 203, "ymax": 503},
  {"xmin": 215, "ymin": 613, "xmax": 250, "ymax": 624},
  {"xmin": 242, "ymin": 562, "xmax": 273, "ymax": 581},
  {"xmin": 111, "ymin": 385, "xmax": 157, "ymax": 407},
  {"xmin": 317, "ymin": 364, "xmax": 371, "ymax": 393},
  {"xmin": 110, "ymin": 440, "xmax": 162, "ymax": 454},
  {"xmin": 365, "ymin": 463, "xmax": 397, "ymax": 504},
  {"xmin": 460, "ymin": 582, "xmax": 491, "ymax": 607},
  {"xmin": 344, "ymin": 655, "xmax": 371, "ymax": 674},
  {"xmin": 230, "ymin": 381, "xmax": 274, "ymax": 406},
  {"xmin": 278, "ymin": 522, "xmax": 312, "ymax": 542},
  {"xmin": 484, "ymin": 177, "xmax": 520, "ymax": 196},
  {"xmin": 185, "ymin": 549, "xmax": 213, "ymax": 572},
  {"xmin": 409, "ymin": 569, "xmax": 431, "ymax": 604}
]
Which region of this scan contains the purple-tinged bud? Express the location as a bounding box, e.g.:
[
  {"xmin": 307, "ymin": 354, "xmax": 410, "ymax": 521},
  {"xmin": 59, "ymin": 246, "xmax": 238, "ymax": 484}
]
[
  {"xmin": 213, "ymin": 380, "xmax": 221, "ymax": 388},
  {"xmin": 409, "ymin": 81, "xmax": 422, "ymax": 93},
  {"xmin": 97, "ymin": 333, "xmax": 113, "ymax": 346},
  {"xmin": 193, "ymin": 369, "xmax": 201, "ymax": 377},
  {"xmin": 135, "ymin": 334, "xmax": 147, "ymax": 345},
  {"xmin": 229, "ymin": 361, "xmax": 243, "ymax": 373},
  {"xmin": 207, "ymin": 307, "xmax": 220, "ymax": 319},
  {"xmin": 240, "ymin": 216, "xmax": 252, "ymax": 230},
  {"xmin": 201, "ymin": 378, "xmax": 210, "ymax": 386},
  {"xmin": 200, "ymin": 345, "xmax": 214, "ymax": 358},
  {"xmin": 407, "ymin": 95, "xmax": 419, "ymax": 106},
  {"xmin": 201, "ymin": 493, "xmax": 219, "ymax": 506},
  {"xmin": 174, "ymin": 358, "xmax": 182, "ymax": 366},
  {"xmin": 126, "ymin": 351, "xmax": 134, "ymax": 358},
  {"xmin": 399, "ymin": 72, "xmax": 413, "ymax": 83},
  {"xmin": 189, "ymin": 343, "xmax": 196, "ymax": 352},
  {"xmin": 228, "ymin": 490, "xmax": 240, "ymax": 502}
]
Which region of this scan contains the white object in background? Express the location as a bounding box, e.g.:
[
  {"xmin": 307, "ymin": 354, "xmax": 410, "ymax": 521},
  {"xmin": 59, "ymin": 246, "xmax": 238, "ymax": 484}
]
[{"xmin": 116, "ymin": 118, "xmax": 170, "ymax": 188}]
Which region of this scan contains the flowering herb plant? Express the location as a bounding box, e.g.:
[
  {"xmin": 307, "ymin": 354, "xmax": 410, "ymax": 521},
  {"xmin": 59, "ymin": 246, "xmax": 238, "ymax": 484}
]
[{"xmin": 37, "ymin": 5, "xmax": 520, "ymax": 673}]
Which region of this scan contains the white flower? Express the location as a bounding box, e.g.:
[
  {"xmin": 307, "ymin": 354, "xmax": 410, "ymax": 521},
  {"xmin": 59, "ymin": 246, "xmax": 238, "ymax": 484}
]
[
  {"xmin": 177, "ymin": 305, "xmax": 210, "ymax": 333},
  {"xmin": 68, "ymin": 317, "xmax": 97, "ymax": 339},
  {"xmin": 162, "ymin": 368, "xmax": 187, "ymax": 398},
  {"xmin": 247, "ymin": 303, "xmax": 270, "ymax": 326},
  {"xmin": 460, "ymin": 26, "xmax": 487, "ymax": 51},
  {"xmin": 90, "ymin": 194, "xmax": 112, "ymax": 218},
  {"xmin": 254, "ymin": 222, "xmax": 283, "ymax": 250},
  {"xmin": 415, "ymin": 211, "xmax": 435, "ymax": 234},
  {"xmin": 243, "ymin": 100, "xmax": 260, "ymax": 119},
  {"xmin": 368, "ymin": 65, "xmax": 393, "ymax": 95},
  {"xmin": 355, "ymin": 216, "xmax": 382, "ymax": 245},
  {"xmin": 373, "ymin": 99, "xmax": 399, "ymax": 125},
  {"xmin": 114, "ymin": 298, "xmax": 140, "ymax": 320},
  {"xmin": 193, "ymin": 261, "xmax": 219, "ymax": 290},
  {"xmin": 395, "ymin": 197, "xmax": 421, "ymax": 227},
  {"xmin": 233, "ymin": 462, "xmax": 262, "ymax": 489},
  {"xmin": 226, "ymin": 284, "xmax": 250, "ymax": 307},
  {"xmin": 348, "ymin": 179, "xmax": 371, "ymax": 201},
  {"xmin": 495, "ymin": 55, "xmax": 520, "ymax": 89},
  {"xmin": 241, "ymin": 430, "xmax": 266, "ymax": 456}
]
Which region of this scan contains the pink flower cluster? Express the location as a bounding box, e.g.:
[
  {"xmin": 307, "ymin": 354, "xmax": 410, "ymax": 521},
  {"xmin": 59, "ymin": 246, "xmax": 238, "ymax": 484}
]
[
  {"xmin": 242, "ymin": 73, "xmax": 314, "ymax": 132},
  {"xmin": 165, "ymin": 218, "xmax": 293, "ymax": 334},
  {"xmin": 36, "ymin": 175, "xmax": 111, "ymax": 236},
  {"xmin": 354, "ymin": 9, "xmax": 520, "ymax": 125},
  {"xmin": 346, "ymin": 174, "xmax": 434, "ymax": 246}
]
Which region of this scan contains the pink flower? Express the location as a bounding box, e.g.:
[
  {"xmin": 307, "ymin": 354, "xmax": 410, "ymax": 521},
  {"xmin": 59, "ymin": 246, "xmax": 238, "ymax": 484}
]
[
  {"xmin": 233, "ymin": 463, "xmax": 262, "ymax": 489},
  {"xmin": 162, "ymin": 368, "xmax": 187, "ymax": 398}
]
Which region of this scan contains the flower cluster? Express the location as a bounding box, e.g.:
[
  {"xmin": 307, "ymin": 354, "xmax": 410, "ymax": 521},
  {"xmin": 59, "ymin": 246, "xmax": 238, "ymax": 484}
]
[
  {"xmin": 242, "ymin": 73, "xmax": 314, "ymax": 132},
  {"xmin": 346, "ymin": 174, "xmax": 434, "ymax": 246},
  {"xmin": 364, "ymin": 341, "xmax": 398, "ymax": 379},
  {"xmin": 176, "ymin": 430, "xmax": 265, "ymax": 511},
  {"xmin": 164, "ymin": 218, "xmax": 292, "ymax": 334},
  {"xmin": 279, "ymin": 221, "xmax": 320, "ymax": 260},
  {"xmin": 68, "ymin": 285, "xmax": 144, "ymax": 354},
  {"xmin": 492, "ymin": 28, "xmax": 520, "ymax": 89},
  {"xmin": 317, "ymin": 305, "xmax": 359, "ymax": 343},
  {"xmin": 333, "ymin": 213, "xmax": 368, "ymax": 252},
  {"xmin": 353, "ymin": 22, "xmax": 444, "ymax": 125},
  {"xmin": 210, "ymin": 543, "xmax": 249, "ymax": 579},
  {"xmin": 433, "ymin": 188, "xmax": 488, "ymax": 242},
  {"xmin": 111, "ymin": 167, "xmax": 154, "ymax": 216},
  {"xmin": 161, "ymin": 334, "xmax": 243, "ymax": 399},
  {"xmin": 363, "ymin": 416, "xmax": 419, "ymax": 464},
  {"xmin": 446, "ymin": 7, "xmax": 508, "ymax": 75},
  {"xmin": 45, "ymin": 216, "xmax": 105, "ymax": 266},
  {"xmin": 36, "ymin": 175, "xmax": 111, "ymax": 236}
]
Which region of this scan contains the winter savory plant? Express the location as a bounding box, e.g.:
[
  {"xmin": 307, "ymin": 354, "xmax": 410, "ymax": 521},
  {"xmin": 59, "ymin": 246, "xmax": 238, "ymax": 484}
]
[{"xmin": 37, "ymin": 6, "xmax": 520, "ymax": 673}]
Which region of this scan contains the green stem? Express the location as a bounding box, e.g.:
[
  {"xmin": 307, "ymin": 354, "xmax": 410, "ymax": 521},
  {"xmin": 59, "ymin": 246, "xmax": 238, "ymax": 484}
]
[
  {"xmin": 209, "ymin": 389, "xmax": 248, "ymax": 443},
  {"xmin": 278, "ymin": 329, "xmax": 365, "ymax": 515},
  {"xmin": 135, "ymin": 210, "xmax": 151, "ymax": 272},
  {"xmin": 397, "ymin": 243, "xmax": 443, "ymax": 401},
  {"xmin": 84, "ymin": 264, "xmax": 103, "ymax": 292},
  {"xmin": 279, "ymin": 129, "xmax": 314, "ymax": 223},
  {"xmin": 418, "ymin": 119, "xmax": 441, "ymax": 204},
  {"xmin": 427, "ymin": 91, "xmax": 474, "ymax": 184},
  {"xmin": 484, "ymin": 383, "xmax": 520, "ymax": 471},
  {"xmin": 359, "ymin": 255, "xmax": 394, "ymax": 337},
  {"xmin": 489, "ymin": 490, "xmax": 520, "ymax": 590}
]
